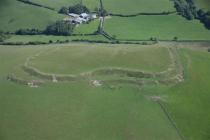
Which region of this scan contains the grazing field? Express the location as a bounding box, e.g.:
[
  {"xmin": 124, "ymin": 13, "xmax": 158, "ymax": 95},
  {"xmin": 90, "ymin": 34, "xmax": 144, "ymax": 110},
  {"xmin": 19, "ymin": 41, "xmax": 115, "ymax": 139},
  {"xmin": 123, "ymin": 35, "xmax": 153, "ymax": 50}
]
[
  {"xmin": 30, "ymin": 0, "xmax": 99, "ymax": 11},
  {"xmin": 103, "ymin": 0, "xmax": 175, "ymax": 14},
  {"xmin": 0, "ymin": 0, "xmax": 99, "ymax": 35},
  {"xmin": 104, "ymin": 15, "xmax": 210, "ymax": 40},
  {"xmin": 0, "ymin": 0, "xmax": 65, "ymax": 32},
  {"xmin": 1, "ymin": 0, "xmax": 210, "ymax": 42},
  {"xmin": 0, "ymin": 44, "xmax": 182, "ymax": 140},
  {"xmin": 165, "ymin": 48, "xmax": 210, "ymax": 140},
  {"xmin": 30, "ymin": 45, "xmax": 171, "ymax": 74},
  {"xmin": 194, "ymin": 0, "xmax": 210, "ymax": 10},
  {"xmin": 0, "ymin": 82, "xmax": 181, "ymax": 140},
  {"xmin": 73, "ymin": 19, "xmax": 99, "ymax": 34},
  {"xmin": 0, "ymin": 44, "xmax": 210, "ymax": 140},
  {"xmin": 1, "ymin": 0, "xmax": 210, "ymax": 139}
]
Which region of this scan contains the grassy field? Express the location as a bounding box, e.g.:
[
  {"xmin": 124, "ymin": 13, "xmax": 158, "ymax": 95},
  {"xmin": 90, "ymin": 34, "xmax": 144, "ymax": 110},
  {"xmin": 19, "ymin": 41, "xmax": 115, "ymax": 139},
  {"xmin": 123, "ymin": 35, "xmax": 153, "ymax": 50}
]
[
  {"xmin": 0, "ymin": 82, "xmax": 181, "ymax": 140},
  {"xmin": 194, "ymin": 0, "xmax": 210, "ymax": 10},
  {"xmin": 0, "ymin": 0, "xmax": 65, "ymax": 32},
  {"xmin": 73, "ymin": 19, "xmax": 99, "ymax": 34},
  {"xmin": 0, "ymin": 44, "xmax": 210, "ymax": 140},
  {"xmin": 0, "ymin": 44, "xmax": 181, "ymax": 140},
  {"xmin": 104, "ymin": 15, "xmax": 210, "ymax": 40},
  {"xmin": 0, "ymin": 0, "xmax": 99, "ymax": 35},
  {"xmin": 1, "ymin": 0, "xmax": 210, "ymax": 138},
  {"xmin": 165, "ymin": 48, "xmax": 210, "ymax": 140},
  {"xmin": 30, "ymin": 45, "xmax": 171, "ymax": 74},
  {"xmin": 1, "ymin": 0, "xmax": 210, "ymax": 42},
  {"xmin": 103, "ymin": 0, "xmax": 175, "ymax": 14},
  {"xmin": 3, "ymin": 19, "xmax": 101, "ymax": 43},
  {"xmin": 31, "ymin": 0, "xmax": 99, "ymax": 11}
]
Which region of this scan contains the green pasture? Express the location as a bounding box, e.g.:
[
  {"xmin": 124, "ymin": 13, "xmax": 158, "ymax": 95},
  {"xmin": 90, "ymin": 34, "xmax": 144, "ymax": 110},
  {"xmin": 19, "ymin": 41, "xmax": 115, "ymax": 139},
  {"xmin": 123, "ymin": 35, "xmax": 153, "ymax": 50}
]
[
  {"xmin": 30, "ymin": 45, "xmax": 171, "ymax": 75},
  {"xmin": 0, "ymin": 44, "xmax": 181, "ymax": 140},
  {"xmin": 0, "ymin": 44, "xmax": 210, "ymax": 140},
  {"xmin": 0, "ymin": 0, "xmax": 65, "ymax": 32},
  {"xmin": 73, "ymin": 19, "xmax": 99, "ymax": 34},
  {"xmin": 5, "ymin": 34, "xmax": 107, "ymax": 43},
  {"xmin": 165, "ymin": 48, "xmax": 210, "ymax": 140},
  {"xmin": 0, "ymin": 82, "xmax": 181, "ymax": 140},
  {"xmin": 194, "ymin": 0, "xmax": 210, "ymax": 10},
  {"xmin": 103, "ymin": 0, "xmax": 175, "ymax": 14},
  {"xmin": 30, "ymin": 0, "xmax": 99, "ymax": 11},
  {"xmin": 0, "ymin": 0, "xmax": 99, "ymax": 34},
  {"xmin": 104, "ymin": 15, "xmax": 210, "ymax": 40}
]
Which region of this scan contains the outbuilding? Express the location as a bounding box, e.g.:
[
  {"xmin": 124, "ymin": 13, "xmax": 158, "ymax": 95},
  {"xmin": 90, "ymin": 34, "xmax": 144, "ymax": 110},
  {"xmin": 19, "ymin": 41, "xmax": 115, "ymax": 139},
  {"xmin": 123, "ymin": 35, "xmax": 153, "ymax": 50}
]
[
  {"xmin": 80, "ymin": 13, "xmax": 89, "ymax": 18},
  {"xmin": 68, "ymin": 13, "xmax": 79, "ymax": 18},
  {"xmin": 90, "ymin": 14, "xmax": 97, "ymax": 19},
  {"xmin": 72, "ymin": 18, "xmax": 83, "ymax": 24}
]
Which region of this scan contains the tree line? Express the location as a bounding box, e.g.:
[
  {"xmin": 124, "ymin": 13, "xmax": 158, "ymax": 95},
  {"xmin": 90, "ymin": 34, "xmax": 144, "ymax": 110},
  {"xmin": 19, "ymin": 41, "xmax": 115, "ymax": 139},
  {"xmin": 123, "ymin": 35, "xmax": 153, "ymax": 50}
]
[
  {"xmin": 59, "ymin": 3, "xmax": 108, "ymax": 16},
  {"xmin": 15, "ymin": 21, "xmax": 75, "ymax": 36},
  {"xmin": 173, "ymin": 0, "xmax": 210, "ymax": 29},
  {"xmin": 59, "ymin": 4, "xmax": 90, "ymax": 14},
  {"xmin": 44, "ymin": 21, "xmax": 75, "ymax": 36}
]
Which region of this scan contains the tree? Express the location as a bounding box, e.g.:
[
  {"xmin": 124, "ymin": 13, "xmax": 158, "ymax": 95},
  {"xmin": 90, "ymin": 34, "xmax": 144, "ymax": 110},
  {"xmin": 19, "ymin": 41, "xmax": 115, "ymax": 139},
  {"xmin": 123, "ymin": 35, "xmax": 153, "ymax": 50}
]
[
  {"xmin": 98, "ymin": 8, "xmax": 108, "ymax": 17},
  {"xmin": 197, "ymin": 9, "xmax": 206, "ymax": 17},
  {"xmin": 203, "ymin": 15, "xmax": 210, "ymax": 29},
  {"xmin": 45, "ymin": 21, "xmax": 75, "ymax": 36},
  {"xmin": 173, "ymin": 36, "xmax": 178, "ymax": 41},
  {"xmin": 69, "ymin": 4, "xmax": 89, "ymax": 14},
  {"xmin": 15, "ymin": 28, "xmax": 42, "ymax": 35},
  {"xmin": 185, "ymin": 8, "xmax": 194, "ymax": 20},
  {"xmin": 197, "ymin": 10, "xmax": 210, "ymax": 29},
  {"xmin": 174, "ymin": 0, "xmax": 196, "ymax": 20},
  {"xmin": 49, "ymin": 40, "xmax": 53, "ymax": 43},
  {"xmin": 59, "ymin": 6, "xmax": 69, "ymax": 14}
]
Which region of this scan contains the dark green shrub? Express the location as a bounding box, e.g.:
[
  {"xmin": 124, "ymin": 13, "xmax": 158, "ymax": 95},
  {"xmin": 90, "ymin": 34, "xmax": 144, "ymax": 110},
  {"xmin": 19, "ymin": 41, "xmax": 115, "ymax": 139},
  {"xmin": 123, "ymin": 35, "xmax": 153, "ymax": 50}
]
[
  {"xmin": 173, "ymin": 36, "xmax": 178, "ymax": 41},
  {"xmin": 69, "ymin": 4, "xmax": 89, "ymax": 14},
  {"xmin": 59, "ymin": 6, "xmax": 69, "ymax": 14},
  {"xmin": 15, "ymin": 28, "xmax": 42, "ymax": 35},
  {"xmin": 49, "ymin": 40, "xmax": 53, "ymax": 43}
]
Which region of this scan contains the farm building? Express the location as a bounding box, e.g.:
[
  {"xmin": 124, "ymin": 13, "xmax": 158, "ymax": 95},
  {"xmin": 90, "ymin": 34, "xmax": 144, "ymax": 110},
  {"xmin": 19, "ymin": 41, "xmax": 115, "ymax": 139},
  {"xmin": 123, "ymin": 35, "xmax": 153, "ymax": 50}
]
[
  {"xmin": 66, "ymin": 13, "xmax": 97, "ymax": 24},
  {"xmin": 68, "ymin": 13, "xmax": 79, "ymax": 18},
  {"xmin": 90, "ymin": 14, "xmax": 97, "ymax": 19},
  {"xmin": 80, "ymin": 13, "xmax": 89, "ymax": 18},
  {"xmin": 72, "ymin": 18, "xmax": 83, "ymax": 24}
]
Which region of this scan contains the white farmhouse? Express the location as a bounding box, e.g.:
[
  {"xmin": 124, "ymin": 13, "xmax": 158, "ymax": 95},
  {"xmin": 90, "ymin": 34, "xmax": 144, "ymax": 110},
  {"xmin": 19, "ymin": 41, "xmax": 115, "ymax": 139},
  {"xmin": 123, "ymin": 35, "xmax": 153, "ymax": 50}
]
[
  {"xmin": 66, "ymin": 12, "xmax": 98, "ymax": 24},
  {"xmin": 90, "ymin": 14, "xmax": 97, "ymax": 19},
  {"xmin": 80, "ymin": 13, "xmax": 89, "ymax": 18},
  {"xmin": 68, "ymin": 13, "xmax": 79, "ymax": 18}
]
